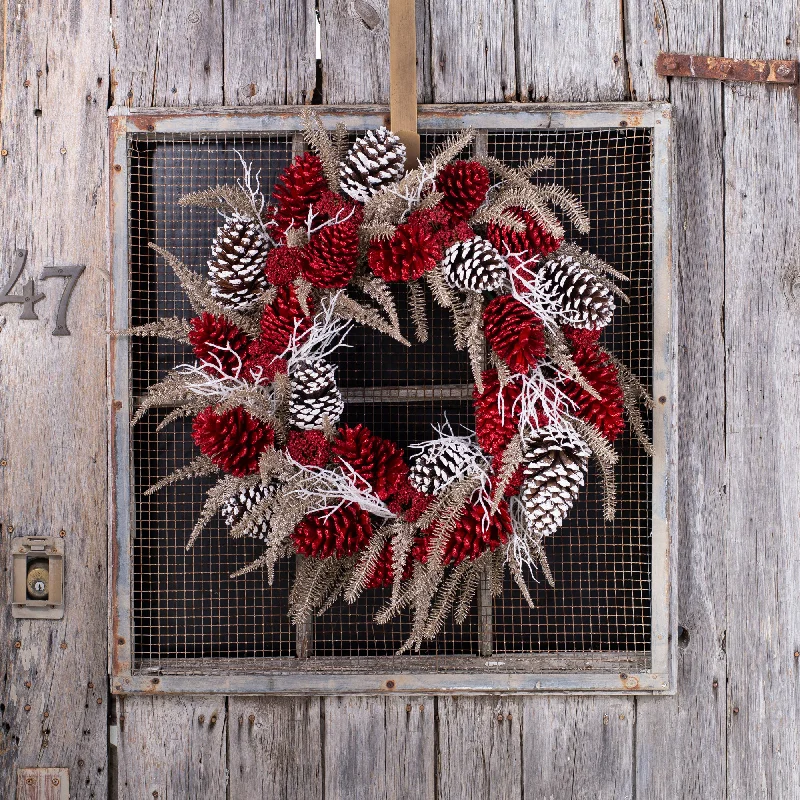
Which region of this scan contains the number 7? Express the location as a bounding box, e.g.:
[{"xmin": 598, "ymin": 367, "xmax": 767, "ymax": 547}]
[{"xmin": 40, "ymin": 265, "xmax": 86, "ymax": 336}]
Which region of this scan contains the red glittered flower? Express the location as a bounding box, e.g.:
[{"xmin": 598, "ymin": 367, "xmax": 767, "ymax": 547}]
[
  {"xmin": 192, "ymin": 406, "xmax": 273, "ymax": 476},
  {"xmin": 265, "ymin": 246, "xmax": 308, "ymax": 286},
  {"xmin": 286, "ymin": 429, "xmax": 331, "ymax": 467}
]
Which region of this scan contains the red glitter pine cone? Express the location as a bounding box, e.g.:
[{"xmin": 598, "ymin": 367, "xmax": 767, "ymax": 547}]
[
  {"xmin": 563, "ymin": 343, "xmax": 625, "ymax": 441},
  {"xmin": 292, "ymin": 504, "xmax": 373, "ymax": 559},
  {"xmin": 437, "ymin": 160, "xmax": 490, "ymax": 220},
  {"xmin": 272, "ymin": 153, "xmax": 327, "ymax": 231},
  {"xmin": 368, "ymin": 219, "xmax": 442, "ymax": 282},
  {"xmin": 304, "ymin": 220, "xmax": 360, "ymax": 288},
  {"xmin": 483, "ymin": 295, "xmax": 546, "ymax": 374},
  {"xmin": 188, "ymin": 313, "xmax": 251, "ymax": 376},
  {"xmin": 487, "ymin": 207, "xmax": 562, "ymax": 260},
  {"xmin": 364, "ymin": 542, "xmax": 413, "ymax": 589},
  {"xmin": 332, "ymin": 424, "xmax": 409, "ymax": 502},
  {"xmin": 257, "ymin": 283, "xmax": 315, "ymax": 357},
  {"xmin": 442, "ymin": 501, "xmax": 512, "ymax": 565},
  {"xmin": 473, "ymin": 370, "xmax": 522, "ymax": 458},
  {"xmin": 192, "ymin": 406, "xmax": 273, "ymax": 476}
]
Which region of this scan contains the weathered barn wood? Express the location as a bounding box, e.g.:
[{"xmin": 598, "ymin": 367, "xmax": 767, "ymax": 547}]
[
  {"xmin": 626, "ymin": 2, "xmax": 729, "ymax": 798},
  {"xmin": 116, "ymin": 696, "xmax": 227, "ymax": 797},
  {"xmin": 0, "ymin": 0, "xmax": 109, "ymax": 796},
  {"xmin": 3, "ymin": 0, "xmax": 800, "ymax": 798}
]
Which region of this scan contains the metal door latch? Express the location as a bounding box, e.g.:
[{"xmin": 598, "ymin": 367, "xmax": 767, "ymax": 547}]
[
  {"xmin": 656, "ymin": 52, "xmax": 799, "ymax": 86},
  {"xmin": 12, "ymin": 536, "xmax": 64, "ymax": 619}
]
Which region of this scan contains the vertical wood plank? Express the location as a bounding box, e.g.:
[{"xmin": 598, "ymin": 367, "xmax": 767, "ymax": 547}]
[
  {"xmin": 723, "ymin": 1, "xmax": 800, "ymax": 797},
  {"xmin": 116, "ymin": 697, "xmax": 227, "ymax": 799},
  {"xmin": 110, "ymin": 0, "xmax": 224, "ymax": 107},
  {"xmin": 228, "ymin": 697, "xmax": 322, "ymax": 799},
  {"xmin": 223, "ymin": 0, "xmax": 317, "ymax": 105},
  {"xmin": 626, "ymin": 2, "xmax": 728, "ymax": 798},
  {"xmin": 428, "ymin": 0, "xmax": 516, "ymax": 102},
  {"xmin": 437, "ymin": 696, "xmax": 522, "ymax": 800},
  {"xmin": 385, "ymin": 696, "xmax": 435, "ymax": 799},
  {"xmin": 324, "ymin": 697, "xmax": 387, "ymax": 799},
  {"xmin": 515, "ymin": 0, "xmax": 627, "ymax": 102},
  {"xmin": 319, "ymin": 0, "xmax": 433, "ymax": 104},
  {"xmin": 522, "ymin": 697, "xmax": 635, "ymax": 799},
  {"xmin": 323, "ymin": 696, "xmax": 434, "ymax": 799},
  {"xmin": 0, "ymin": 0, "xmax": 109, "ymax": 797}
]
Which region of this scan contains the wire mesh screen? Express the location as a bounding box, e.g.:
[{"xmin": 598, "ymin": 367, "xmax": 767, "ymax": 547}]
[{"xmin": 127, "ymin": 126, "xmax": 653, "ymax": 671}]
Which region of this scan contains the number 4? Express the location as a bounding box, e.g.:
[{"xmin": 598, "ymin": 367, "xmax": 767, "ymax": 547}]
[
  {"xmin": 0, "ymin": 249, "xmax": 46, "ymax": 320},
  {"xmin": 40, "ymin": 264, "xmax": 86, "ymax": 336}
]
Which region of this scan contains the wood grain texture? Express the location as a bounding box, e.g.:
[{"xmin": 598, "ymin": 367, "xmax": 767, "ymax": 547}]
[
  {"xmin": 228, "ymin": 697, "xmax": 322, "ymax": 799},
  {"xmin": 320, "ymin": 0, "xmax": 433, "ymax": 104},
  {"xmin": 523, "ymin": 697, "xmax": 635, "ymax": 799},
  {"xmin": 323, "ymin": 696, "xmax": 435, "ymax": 799},
  {"xmin": 723, "ymin": 2, "xmax": 800, "ymax": 797},
  {"xmin": 116, "ymin": 697, "xmax": 227, "ymax": 798},
  {"xmin": 437, "ymin": 696, "xmax": 522, "ymax": 800},
  {"xmin": 0, "ymin": 0, "xmax": 109, "ymax": 797},
  {"xmin": 428, "ymin": 0, "xmax": 516, "ymax": 102},
  {"xmin": 223, "ymin": 0, "xmax": 317, "ymax": 105},
  {"xmin": 626, "ymin": 2, "xmax": 728, "ymax": 798},
  {"xmin": 515, "ymin": 0, "xmax": 627, "ymax": 102},
  {"xmin": 111, "ymin": 0, "xmax": 224, "ymax": 107}
]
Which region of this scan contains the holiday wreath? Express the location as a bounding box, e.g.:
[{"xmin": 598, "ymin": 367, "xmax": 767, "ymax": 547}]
[{"xmin": 122, "ymin": 111, "xmax": 653, "ymax": 652}]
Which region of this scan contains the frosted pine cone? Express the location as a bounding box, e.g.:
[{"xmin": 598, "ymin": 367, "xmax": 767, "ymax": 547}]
[
  {"xmin": 539, "ymin": 254, "xmax": 615, "ymax": 329},
  {"xmin": 289, "ymin": 359, "xmax": 344, "ymax": 430},
  {"xmin": 409, "ymin": 438, "xmax": 481, "ymax": 496},
  {"xmin": 339, "ymin": 127, "xmax": 406, "ymax": 204},
  {"xmin": 519, "ymin": 429, "xmax": 590, "ymax": 539},
  {"xmin": 207, "ymin": 216, "xmax": 269, "ymax": 308},
  {"xmin": 221, "ymin": 482, "xmax": 279, "ymax": 541},
  {"xmin": 441, "ymin": 237, "xmax": 506, "ymax": 292}
]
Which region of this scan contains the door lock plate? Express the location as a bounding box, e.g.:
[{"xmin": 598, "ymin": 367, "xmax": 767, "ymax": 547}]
[{"xmin": 12, "ymin": 536, "xmax": 64, "ymax": 619}]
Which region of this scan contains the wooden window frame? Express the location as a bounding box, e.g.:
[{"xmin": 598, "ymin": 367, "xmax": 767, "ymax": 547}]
[{"xmin": 108, "ymin": 102, "xmax": 675, "ymax": 695}]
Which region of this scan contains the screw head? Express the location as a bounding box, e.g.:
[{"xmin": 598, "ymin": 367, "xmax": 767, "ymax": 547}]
[
  {"xmin": 24, "ymin": 704, "xmax": 31, "ymax": 712},
  {"xmin": 14, "ymin": 641, "xmax": 21, "ymax": 649},
  {"xmin": 59, "ymin": 146, "xmax": 67, "ymax": 155},
  {"xmin": 52, "ymin": 778, "xmax": 60, "ymax": 786},
  {"xmin": 385, "ymin": 680, "xmax": 395, "ymax": 689},
  {"xmin": 26, "ymin": 777, "xmax": 33, "ymax": 785},
  {"xmin": 0, "ymin": 459, "xmax": 7, "ymax": 466},
  {"xmin": 60, "ymin": 530, "xmax": 66, "ymax": 537},
  {"xmin": 1, "ymin": 149, "xmax": 8, "ymax": 157}
]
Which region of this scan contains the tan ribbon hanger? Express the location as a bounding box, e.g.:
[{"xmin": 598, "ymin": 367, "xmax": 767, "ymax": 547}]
[{"xmin": 389, "ymin": 0, "xmax": 421, "ymax": 166}]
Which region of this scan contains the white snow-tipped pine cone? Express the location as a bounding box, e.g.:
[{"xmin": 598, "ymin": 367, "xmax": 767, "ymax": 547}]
[
  {"xmin": 207, "ymin": 216, "xmax": 269, "ymax": 308},
  {"xmin": 339, "ymin": 127, "xmax": 407, "ymax": 204},
  {"xmin": 519, "ymin": 430, "xmax": 590, "ymax": 538},
  {"xmin": 289, "ymin": 359, "xmax": 345, "ymax": 430},
  {"xmin": 538, "ymin": 254, "xmax": 615, "ymax": 329},
  {"xmin": 221, "ymin": 482, "xmax": 279, "ymax": 541},
  {"xmin": 441, "ymin": 237, "xmax": 506, "ymax": 292}
]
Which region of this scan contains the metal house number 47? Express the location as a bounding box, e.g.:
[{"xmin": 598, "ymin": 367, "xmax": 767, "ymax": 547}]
[{"xmin": 0, "ymin": 249, "xmax": 85, "ymax": 336}]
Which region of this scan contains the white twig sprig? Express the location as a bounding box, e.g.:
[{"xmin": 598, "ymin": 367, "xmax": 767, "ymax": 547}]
[
  {"xmin": 175, "ymin": 341, "xmax": 271, "ymax": 400},
  {"xmin": 286, "ymin": 455, "xmax": 396, "ymax": 520},
  {"xmin": 305, "ymin": 204, "xmax": 356, "ymax": 238},
  {"xmin": 281, "ymin": 290, "xmax": 353, "ymax": 371},
  {"xmin": 233, "ymin": 149, "xmax": 279, "ymax": 247}
]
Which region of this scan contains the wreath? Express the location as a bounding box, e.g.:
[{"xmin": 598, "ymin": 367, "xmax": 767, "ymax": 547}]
[{"xmin": 123, "ymin": 111, "xmax": 652, "ymax": 652}]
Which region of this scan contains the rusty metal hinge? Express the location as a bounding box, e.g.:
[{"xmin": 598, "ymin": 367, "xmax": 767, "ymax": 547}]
[{"xmin": 656, "ymin": 52, "xmax": 798, "ymax": 85}]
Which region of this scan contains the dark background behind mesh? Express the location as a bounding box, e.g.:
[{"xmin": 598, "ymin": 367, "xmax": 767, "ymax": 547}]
[{"xmin": 128, "ymin": 128, "xmax": 653, "ymax": 667}]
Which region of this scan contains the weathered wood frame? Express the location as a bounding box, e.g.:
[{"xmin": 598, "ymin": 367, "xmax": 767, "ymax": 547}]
[{"xmin": 108, "ymin": 102, "xmax": 674, "ymax": 696}]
